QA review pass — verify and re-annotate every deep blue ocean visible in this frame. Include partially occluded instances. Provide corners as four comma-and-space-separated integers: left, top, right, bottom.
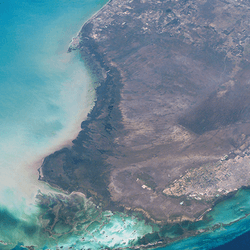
212, 230, 250, 250
1, 0, 250, 249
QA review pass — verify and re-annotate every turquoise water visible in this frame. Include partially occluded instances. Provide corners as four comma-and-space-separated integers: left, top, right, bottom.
156, 189, 250, 250
0, 0, 107, 204
1, 0, 250, 249
0, 0, 112, 248
0, 0, 156, 248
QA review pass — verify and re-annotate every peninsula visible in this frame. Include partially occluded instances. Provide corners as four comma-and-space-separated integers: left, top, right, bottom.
39, 0, 250, 247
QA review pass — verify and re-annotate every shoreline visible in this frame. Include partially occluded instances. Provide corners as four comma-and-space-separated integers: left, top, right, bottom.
79, 0, 112, 31
38, 0, 250, 249
39, 15, 124, 207
68, 0, 111, 51
74, 3, 250, 249
35, 1, 114, 195
35, 0, 113, 177
38, 11, 224, 250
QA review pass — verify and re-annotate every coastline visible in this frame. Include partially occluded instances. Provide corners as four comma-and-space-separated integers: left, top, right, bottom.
37, 9, 228, 250
68, 0, 111, 52
79, 0, 112, 31
36, 0, 113, 197
40, 20, 124, 206
38, 0, 250, 249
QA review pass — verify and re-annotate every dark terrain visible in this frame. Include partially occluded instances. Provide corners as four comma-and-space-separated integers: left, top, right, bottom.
40, 0, 250, 223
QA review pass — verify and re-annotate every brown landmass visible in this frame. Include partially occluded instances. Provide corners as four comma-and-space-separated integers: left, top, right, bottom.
40, 0, 250, 224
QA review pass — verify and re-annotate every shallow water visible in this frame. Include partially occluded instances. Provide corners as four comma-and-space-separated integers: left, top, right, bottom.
0, 0, 156, 249
0, 0, 109, 247
1, 0, 250, 249
0, 0, 107, 199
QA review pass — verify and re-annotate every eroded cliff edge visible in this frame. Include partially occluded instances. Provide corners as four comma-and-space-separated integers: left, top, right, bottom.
40, 0, 250, 225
